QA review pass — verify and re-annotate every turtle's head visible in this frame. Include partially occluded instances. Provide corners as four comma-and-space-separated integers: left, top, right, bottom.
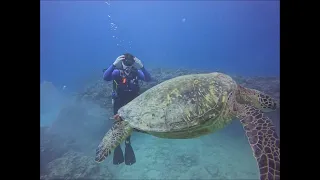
236, 85, 279, 112
118, 107, 129, 121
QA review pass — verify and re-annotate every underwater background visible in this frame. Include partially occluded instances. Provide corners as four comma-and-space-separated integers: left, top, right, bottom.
40, 1, 280, 179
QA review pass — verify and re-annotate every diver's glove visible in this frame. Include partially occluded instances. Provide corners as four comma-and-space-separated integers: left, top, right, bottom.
133, 57, 143, 69
113, 55, 125, 68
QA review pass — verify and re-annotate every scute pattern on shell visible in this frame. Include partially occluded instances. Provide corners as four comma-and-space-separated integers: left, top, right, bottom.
118, 73, 237, 137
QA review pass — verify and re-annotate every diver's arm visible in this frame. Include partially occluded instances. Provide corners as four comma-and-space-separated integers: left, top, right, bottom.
111, 69, 120, 79
137, 67, 152, 82
103, 64, 116, 81
103, 55, 126, 81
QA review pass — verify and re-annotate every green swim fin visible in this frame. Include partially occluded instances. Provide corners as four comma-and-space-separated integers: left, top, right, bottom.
125, 137, 136, 165
113, 145, 124, 165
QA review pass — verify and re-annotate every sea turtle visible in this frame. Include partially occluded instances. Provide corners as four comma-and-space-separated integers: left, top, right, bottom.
95, 72, 280, 180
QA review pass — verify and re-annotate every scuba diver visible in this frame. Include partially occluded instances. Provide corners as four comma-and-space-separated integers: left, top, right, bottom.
102, 53, 152, 165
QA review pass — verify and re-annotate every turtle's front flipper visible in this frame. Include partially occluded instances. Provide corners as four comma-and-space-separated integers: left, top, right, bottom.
95, 121, 133, 163
238, 105, 280, 180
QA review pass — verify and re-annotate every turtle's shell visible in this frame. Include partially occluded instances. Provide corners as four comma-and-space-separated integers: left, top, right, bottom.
118, 72, 238, 138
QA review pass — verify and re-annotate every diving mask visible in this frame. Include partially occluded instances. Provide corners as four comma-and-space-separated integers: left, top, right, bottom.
122, 62, 133, 75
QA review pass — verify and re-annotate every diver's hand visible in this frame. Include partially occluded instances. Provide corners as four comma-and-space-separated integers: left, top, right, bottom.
133, 57, 143, 69
113, 55, 125, 68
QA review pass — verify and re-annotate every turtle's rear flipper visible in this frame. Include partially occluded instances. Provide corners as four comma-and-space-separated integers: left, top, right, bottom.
238, 105, 280, 180
95, 121, 132, 163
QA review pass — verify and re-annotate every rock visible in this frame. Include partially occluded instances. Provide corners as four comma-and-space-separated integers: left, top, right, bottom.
46, 102, 115, 154
41, 151, 113, 180
40, 127, 79, 176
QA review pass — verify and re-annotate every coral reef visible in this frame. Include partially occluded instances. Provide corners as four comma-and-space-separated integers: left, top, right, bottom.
48, 103, 114, 153
41, 102, 114, 178
41, 151, 113, 180
40, 127, 80, 176
76, 79, 114, 109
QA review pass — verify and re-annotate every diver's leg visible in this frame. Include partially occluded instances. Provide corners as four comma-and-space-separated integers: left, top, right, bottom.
112, 97, 124, 165
125, 135, 136, 165
123, 93, 139, 165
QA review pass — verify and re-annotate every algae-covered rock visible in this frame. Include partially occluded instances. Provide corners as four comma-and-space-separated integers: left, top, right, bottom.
41, 151, 113, 180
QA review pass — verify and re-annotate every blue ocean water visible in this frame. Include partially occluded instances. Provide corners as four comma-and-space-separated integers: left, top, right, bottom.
40, 1, 280, 179
40, 0, 279, 90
